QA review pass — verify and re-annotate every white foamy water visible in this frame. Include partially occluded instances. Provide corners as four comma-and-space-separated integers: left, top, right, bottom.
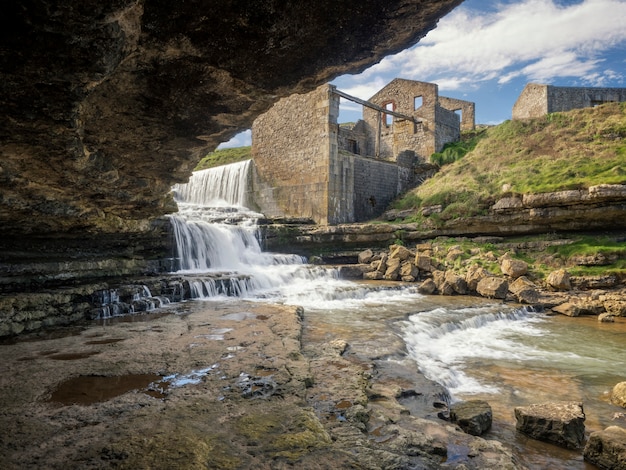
401, 305, 556, 397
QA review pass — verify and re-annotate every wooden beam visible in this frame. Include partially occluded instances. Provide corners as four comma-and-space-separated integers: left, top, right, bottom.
333, 89, 420, 123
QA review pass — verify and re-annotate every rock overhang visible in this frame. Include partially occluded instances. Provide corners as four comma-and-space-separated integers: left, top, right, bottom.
0, 0, 463, 236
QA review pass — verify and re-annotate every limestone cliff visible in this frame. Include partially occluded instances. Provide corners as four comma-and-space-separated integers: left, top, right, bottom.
0, 0, 462, 237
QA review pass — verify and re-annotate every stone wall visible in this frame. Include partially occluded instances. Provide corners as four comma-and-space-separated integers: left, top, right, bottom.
252, 85, 333, 223
439, 96, 475, 131
513, 83, 626, 120
434, 106, 461, 154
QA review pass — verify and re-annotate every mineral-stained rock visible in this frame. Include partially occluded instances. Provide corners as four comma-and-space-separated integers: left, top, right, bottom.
612, 382, 626, 408
476, 276, 509, 299
547, 269, 572, 291
584, 426, 626, 470
514, 402, 586, 449
508, 276, 539, 304
450, 400, 492, 436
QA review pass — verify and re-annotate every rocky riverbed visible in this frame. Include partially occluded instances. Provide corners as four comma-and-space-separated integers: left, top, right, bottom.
0, 299, 523, 469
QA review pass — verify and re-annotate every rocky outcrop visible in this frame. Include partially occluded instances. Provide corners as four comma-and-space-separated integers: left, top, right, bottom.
514, 402, 586, 449
584, 426, 626, 470
0, 0, 461, 238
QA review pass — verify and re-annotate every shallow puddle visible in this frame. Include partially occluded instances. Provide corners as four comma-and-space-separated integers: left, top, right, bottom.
48, 374, 165, 405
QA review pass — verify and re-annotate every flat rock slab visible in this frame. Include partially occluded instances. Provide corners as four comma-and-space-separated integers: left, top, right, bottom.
584, 425, 626, 470
515, 402, 586, 449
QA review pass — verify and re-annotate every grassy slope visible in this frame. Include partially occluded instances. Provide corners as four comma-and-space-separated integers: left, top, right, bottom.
194, 146, 252, 171
393, 102, 626, 220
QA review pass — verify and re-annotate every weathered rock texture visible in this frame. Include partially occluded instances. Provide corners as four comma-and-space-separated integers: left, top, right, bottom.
1, 0, 462, 237
515, 402, 586, 449
584, 426, 626, 470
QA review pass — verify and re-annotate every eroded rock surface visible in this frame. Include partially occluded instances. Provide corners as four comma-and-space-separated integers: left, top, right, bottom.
0, 300, 523, 469
0, 0, 461, 237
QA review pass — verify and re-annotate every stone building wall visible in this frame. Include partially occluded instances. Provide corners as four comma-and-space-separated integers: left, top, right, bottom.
434, 106, 461, 155
438, 96, 475, 131
251, 85, 333, 223
513, 83, 626, 120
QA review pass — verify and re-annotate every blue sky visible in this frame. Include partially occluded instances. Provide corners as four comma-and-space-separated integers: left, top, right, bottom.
220, 0, 626, 148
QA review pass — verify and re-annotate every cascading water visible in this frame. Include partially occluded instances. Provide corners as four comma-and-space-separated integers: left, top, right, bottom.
165, 160, 626, 468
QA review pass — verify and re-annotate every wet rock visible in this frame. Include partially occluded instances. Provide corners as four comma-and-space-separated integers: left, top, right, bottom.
611, 382, 626, 408
338, 265, 369, 279
418, 279, 437, 295
444, 270, 468, 295
598, 312, 615, 322
450, 400, 492, 436
547, 269, 572, 291
584, 426, 626, 470
514, 402, 586, 449
476, 276, 509, 300
363, 270, 384, 280
509, 276, 539, 304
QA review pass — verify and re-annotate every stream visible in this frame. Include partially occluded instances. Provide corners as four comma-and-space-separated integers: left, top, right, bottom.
165, 160, 626, 469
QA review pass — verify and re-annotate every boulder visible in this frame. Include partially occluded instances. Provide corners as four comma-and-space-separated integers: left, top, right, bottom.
418, 279, 437, 295
476, 277, 509, 300
604, 299, 626, 317
465, 264, 491, 292
514, 402, 585, 449
384, 257, 402, 281
389, 245, 413, 261
399, 261, 418, 282
415, 254, 436, 272
375, 254, 388, 274
584, 426, 626, 470
547, 269, 571, 291
363, 271, 384, 281
358, 249, 374, 264
446, 245, 465, 263
551, 302, 583, 317
508, 276, 539, 304
500, 258, 528, 279
611, 382, 626, 408
337, 265, 368, 280
450, 400, 492, 436
444, 271, 468, 295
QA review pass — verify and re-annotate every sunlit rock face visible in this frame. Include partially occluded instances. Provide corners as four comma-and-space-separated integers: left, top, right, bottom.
0, 0, 462, 236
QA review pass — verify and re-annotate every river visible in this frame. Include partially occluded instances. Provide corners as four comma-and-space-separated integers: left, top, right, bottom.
167, 160, 626, 469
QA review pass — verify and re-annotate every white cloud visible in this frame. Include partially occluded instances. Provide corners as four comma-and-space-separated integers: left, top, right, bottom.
217, 129, 251, 149
348, 0, 626, 88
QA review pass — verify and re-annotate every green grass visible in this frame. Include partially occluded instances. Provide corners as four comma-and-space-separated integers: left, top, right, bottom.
195, 146, 251, 171
391, 102, 626, 219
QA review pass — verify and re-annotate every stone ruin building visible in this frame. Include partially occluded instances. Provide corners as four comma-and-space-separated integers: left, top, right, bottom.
512, 83, 626, 120
250, 78, 475, 225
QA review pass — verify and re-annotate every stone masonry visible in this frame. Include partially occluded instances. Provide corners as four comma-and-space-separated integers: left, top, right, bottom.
512, 83, 626, 120
252, 79, 474, 225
